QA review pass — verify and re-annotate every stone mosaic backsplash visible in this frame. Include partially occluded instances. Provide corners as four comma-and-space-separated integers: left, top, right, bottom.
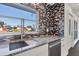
22, 3, 64, 36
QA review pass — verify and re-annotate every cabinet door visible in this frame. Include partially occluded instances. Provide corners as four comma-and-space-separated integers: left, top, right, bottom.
49, 43, 61, 56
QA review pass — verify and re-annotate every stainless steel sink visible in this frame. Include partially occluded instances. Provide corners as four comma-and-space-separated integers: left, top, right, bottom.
9, 41, 29, 51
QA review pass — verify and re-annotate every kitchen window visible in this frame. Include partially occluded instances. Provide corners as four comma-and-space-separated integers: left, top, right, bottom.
0, 4, 38, 35
74, 20, 78, 40
69, 19, 71, 35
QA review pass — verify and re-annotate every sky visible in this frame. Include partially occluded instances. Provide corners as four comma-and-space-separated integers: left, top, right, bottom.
0, 4, 37, 27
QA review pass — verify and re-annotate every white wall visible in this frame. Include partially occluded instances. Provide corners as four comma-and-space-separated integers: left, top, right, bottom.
61, 4, 71, 56
61, 4, 79, 56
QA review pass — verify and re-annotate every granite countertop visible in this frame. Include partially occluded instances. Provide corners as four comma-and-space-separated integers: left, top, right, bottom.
32, 36, 61, 44
10, 36, 62, 55
0, 36, 62, 56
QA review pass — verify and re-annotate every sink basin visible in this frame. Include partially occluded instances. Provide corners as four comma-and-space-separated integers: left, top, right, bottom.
9, 41, 29, 51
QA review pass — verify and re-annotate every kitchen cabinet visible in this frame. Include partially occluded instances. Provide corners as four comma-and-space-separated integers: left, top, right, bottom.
48, 40, 61, 56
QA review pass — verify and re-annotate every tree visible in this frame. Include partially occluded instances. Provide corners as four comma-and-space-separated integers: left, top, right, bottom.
0, 21, 4, 27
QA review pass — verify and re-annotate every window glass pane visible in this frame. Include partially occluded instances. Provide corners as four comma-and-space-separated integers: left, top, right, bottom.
24, 20, 37, 32
74, 21, 78, 40
0, 4, 37, 21
69, 19, 71, 35
0, 17, 21, 33
0, 4, 37, 33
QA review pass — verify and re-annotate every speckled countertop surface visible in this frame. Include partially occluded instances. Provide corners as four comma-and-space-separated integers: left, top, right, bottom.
0, 36, 62, 56
32, 36, 61, 44
10, 36, 62, 56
